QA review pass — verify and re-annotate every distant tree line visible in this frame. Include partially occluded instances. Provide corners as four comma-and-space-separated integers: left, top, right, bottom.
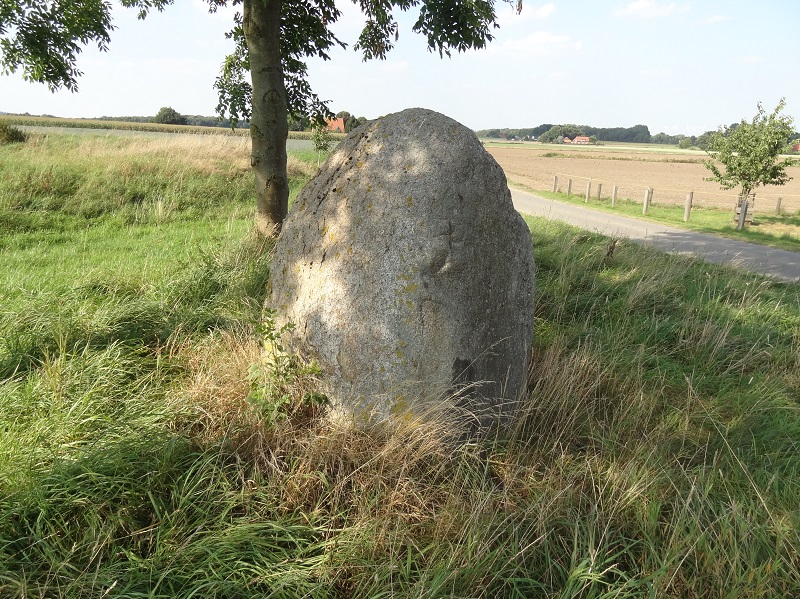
477, 122, 799, 152
98, 109, 246, 129
94, 107, 369, 133
478, 124, 553, 140
478, 124, 654, 144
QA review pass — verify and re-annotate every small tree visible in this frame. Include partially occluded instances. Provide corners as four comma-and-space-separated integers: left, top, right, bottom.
703, 98, 796, 205
312, 121, 333, 167
153, 106, 188, 125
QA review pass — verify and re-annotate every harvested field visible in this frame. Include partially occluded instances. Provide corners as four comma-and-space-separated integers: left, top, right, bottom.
487, 143, 800, 213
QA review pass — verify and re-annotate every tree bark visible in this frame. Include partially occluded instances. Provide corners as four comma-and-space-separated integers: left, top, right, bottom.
243, 0, 288, 236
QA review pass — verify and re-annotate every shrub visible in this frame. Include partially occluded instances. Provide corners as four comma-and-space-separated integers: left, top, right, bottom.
0, 121, 27, 144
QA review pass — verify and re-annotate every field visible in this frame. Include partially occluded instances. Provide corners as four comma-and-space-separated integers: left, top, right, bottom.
1, 130, 800, 597
487, 142, 800, 213
0, 114, 342, 141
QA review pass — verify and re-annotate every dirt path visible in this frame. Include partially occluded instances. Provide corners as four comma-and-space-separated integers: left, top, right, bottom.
511, 188, 800, 283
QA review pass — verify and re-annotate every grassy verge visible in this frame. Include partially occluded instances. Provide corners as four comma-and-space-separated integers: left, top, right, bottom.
1, 133, 799, 597
511, 182, 800, 253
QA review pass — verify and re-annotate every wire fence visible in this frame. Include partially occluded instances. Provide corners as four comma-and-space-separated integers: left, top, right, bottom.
548, 172, 799, 215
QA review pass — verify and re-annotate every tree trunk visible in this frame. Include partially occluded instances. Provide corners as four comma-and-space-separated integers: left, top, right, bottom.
243, 0, 288, 236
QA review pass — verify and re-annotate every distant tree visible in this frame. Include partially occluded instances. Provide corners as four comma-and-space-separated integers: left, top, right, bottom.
345, 116, 367, 132
678, 137, 692, 149
652, 131, 681, 145
153, 106, 188, 125
695, 131, 714, 151
704, 98, 796, 202
651, 132, 669, 144
288, 113, 310, 131
630, 124, 651, 143
539, 124, 584, 143
531, 123, 553, 137
588, 135, 598, 145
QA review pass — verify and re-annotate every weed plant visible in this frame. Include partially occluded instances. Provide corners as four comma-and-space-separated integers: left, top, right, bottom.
1, 133, 799, 597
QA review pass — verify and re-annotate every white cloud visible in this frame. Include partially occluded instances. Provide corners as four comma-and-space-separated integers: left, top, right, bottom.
614, 0, 684, 18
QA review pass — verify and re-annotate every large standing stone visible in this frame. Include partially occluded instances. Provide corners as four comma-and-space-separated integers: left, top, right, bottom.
270, 108, 535, 432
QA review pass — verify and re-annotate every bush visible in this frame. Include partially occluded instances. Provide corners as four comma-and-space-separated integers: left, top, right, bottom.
0, 121, 27, 144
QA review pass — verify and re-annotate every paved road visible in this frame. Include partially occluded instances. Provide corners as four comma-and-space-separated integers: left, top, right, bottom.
510, 188, 800, 283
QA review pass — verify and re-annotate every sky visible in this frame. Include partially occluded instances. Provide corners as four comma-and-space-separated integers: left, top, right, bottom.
1, 0, 798, 136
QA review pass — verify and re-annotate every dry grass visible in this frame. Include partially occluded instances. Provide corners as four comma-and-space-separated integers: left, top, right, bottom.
20, 133, 316, 180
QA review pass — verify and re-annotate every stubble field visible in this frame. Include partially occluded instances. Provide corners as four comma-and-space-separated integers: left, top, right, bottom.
487, 143, 800, 213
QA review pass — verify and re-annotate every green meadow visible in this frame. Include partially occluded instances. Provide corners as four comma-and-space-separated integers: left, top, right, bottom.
1, 130, 799, 597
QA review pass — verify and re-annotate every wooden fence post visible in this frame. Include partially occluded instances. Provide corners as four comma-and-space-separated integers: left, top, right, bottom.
597, 183, 602, 200
585, 180, 591, 203
684, 191, 693, 222
642, 188, 650, 214
553, 175, 558, 193
612, 185, 618, 207
776, 197, 782, 215
567, 179, 572, 197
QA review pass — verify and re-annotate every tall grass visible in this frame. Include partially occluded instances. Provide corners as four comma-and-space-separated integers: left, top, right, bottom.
1, 132, 798, 597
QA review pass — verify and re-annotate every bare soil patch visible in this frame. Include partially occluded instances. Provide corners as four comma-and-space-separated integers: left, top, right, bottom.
488, 144, 800, 213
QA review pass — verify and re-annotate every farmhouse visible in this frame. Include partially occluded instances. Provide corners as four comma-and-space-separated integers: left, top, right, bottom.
573, 136, 590, 144
325, 117, 346, 133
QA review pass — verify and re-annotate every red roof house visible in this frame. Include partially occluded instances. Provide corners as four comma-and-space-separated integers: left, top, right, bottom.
573, 136, 590, 144
325, 118, 346, 133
